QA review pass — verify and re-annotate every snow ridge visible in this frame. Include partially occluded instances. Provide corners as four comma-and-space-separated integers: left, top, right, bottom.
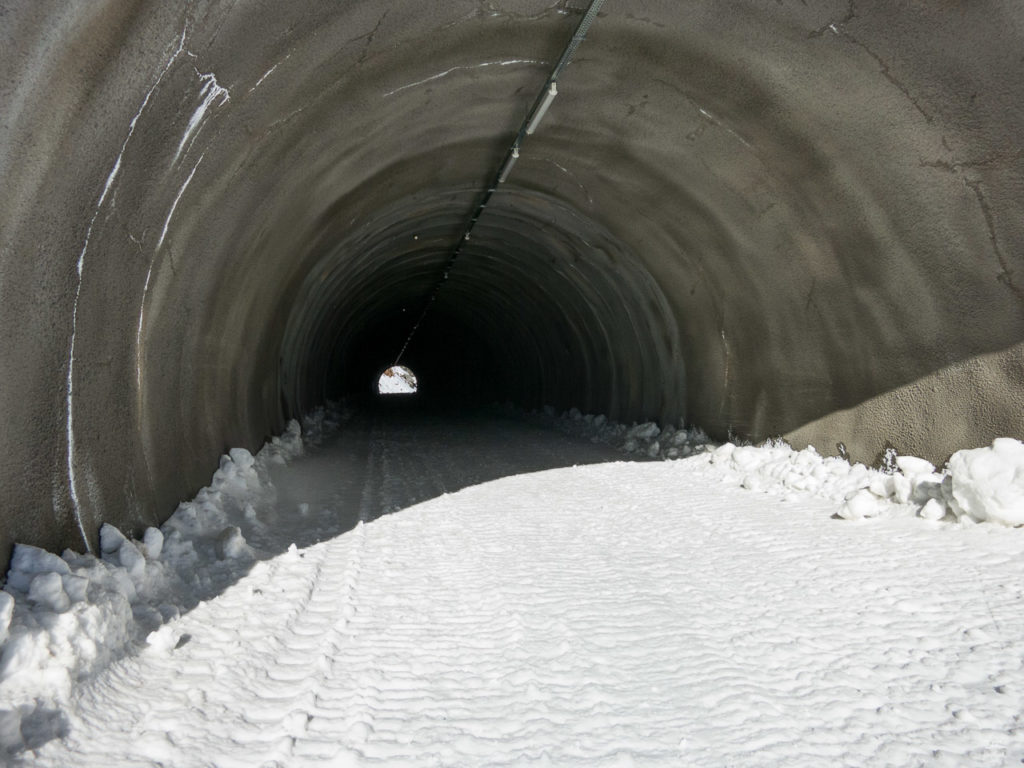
0, 420, 305, 755
531, 404, 1024, 527
536, 404, 712, 459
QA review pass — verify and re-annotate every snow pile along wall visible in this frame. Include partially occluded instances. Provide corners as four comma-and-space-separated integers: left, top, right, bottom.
526, 405, 713, 460
708, 438, 1024, 526
0, 421, 304, 754
540, 405, 1024, 527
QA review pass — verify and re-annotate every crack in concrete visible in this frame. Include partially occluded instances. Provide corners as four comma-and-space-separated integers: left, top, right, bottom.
847, 37, 932, 123
917, 145, 1023, 305
652, 78, 759, 156
809, 1, 932, 124
624, 13, 666, 29
805, 277, 818, 313
808, 0, 856, 39
478, 1, 569, 23
964, 178, 1024, 303
543, 158, 593, 206
350, 10, 389, 66
919, 149, 1023, 174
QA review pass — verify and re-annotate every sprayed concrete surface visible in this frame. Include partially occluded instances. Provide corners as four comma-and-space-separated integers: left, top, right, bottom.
0, 1, 1023, 563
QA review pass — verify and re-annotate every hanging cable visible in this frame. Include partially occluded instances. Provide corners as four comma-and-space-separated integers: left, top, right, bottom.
392, 0, 607, 366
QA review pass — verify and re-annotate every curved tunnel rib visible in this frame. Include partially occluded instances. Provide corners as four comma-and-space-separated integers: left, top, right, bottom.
1, 1, 1022, 564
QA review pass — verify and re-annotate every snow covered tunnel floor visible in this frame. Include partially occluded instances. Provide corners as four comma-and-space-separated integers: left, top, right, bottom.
6, 407, 1024, 766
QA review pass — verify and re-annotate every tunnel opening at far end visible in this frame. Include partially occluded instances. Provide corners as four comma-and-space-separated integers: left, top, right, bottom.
378, 365, 419, 396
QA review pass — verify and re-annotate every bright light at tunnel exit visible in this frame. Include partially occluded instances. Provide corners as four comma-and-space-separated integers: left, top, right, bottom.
378, 365, 418, 395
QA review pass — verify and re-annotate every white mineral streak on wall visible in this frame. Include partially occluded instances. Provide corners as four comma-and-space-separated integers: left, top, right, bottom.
172, 69, 230, 164
383, 59, 545, 97
247, 53, 293, 95
251, 63, 279, 91
137, 155, 203, 393
65, 21, 190, 554
156, 155, 203, 251
697, 106, 753, 150
248, 63, 279, 94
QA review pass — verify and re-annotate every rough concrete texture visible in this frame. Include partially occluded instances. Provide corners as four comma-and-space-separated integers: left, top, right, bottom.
1, 0, 1022, 564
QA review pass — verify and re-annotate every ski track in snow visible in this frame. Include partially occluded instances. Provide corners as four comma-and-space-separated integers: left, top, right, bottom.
27, 413, 1024, 767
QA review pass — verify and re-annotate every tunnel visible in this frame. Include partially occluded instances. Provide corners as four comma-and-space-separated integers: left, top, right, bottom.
1, 0, 1022, 566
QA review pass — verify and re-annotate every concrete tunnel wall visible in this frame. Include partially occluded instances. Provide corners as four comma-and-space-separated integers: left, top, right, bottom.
1, 0, 1023, 567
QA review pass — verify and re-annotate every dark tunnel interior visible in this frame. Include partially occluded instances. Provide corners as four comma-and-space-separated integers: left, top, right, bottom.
1, 0, 1023, 564
283, 186, 682, 419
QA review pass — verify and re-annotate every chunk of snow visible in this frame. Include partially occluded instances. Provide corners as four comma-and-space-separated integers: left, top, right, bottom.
0, 708, 21, 753
228, 447, 256, 470
0, 592, 13, 644
947, 438, 1024, 526
143, 527, 163, 559
895, 456, 936, 476
99, 524, 128, 556
145, 625, 179, 654
27, 573, 70, 613
61, 575, 89, 604
215, 527, 250, 560
6, 546, 70, 592
918, 498, 947, 521
118, 541, 146, 580
892, 473, 913, 503
626, 422, 660, 440
868, 475, 895, 498
838, 489, 885, 520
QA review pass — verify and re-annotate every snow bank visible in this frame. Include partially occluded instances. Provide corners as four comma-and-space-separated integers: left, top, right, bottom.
0, 418, 310, 755
707, 437, 1024, 527
524, 404, 713, 460
524, 404, 1024, 528
301, 401, 351, 446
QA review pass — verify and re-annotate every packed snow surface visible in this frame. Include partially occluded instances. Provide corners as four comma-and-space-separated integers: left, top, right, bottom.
3, 406, 1024, 766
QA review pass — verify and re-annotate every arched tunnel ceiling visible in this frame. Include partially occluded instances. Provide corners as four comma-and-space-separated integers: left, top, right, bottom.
1, 0, 1022, 562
